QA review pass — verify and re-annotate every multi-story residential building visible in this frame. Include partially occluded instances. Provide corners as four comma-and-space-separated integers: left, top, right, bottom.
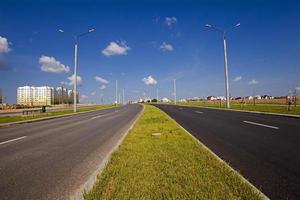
54, 86, 69, 104
67, 89, 79, 104
17, 86, 54, 106
0, 88, 2, 104
17, 86, 79, 106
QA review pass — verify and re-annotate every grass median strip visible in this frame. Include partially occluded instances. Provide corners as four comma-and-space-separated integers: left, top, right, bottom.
176, 101, 300, 116
0, 104, 116, 124
84, 105, 264, 200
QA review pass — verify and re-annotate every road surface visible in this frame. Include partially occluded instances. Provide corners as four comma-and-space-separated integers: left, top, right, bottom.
155, 104, 300, 200
0, 104, 142, 200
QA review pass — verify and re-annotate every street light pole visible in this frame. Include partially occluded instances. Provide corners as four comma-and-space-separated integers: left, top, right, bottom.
122, 89, 125, 104
115, 80, 118, 104
223, 34, 230, 108
174, 79, 177, 105
205, 23, 240, 108
59, 28, 95, 112
73, 40, 78, 112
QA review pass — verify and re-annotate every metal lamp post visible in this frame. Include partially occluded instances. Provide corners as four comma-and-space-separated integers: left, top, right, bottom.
59, 28, 95, 112
173, 79, 177, 105
205, 23, 240, 108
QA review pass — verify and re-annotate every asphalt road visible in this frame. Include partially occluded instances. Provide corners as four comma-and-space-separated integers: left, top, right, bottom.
0, 104, 142, 200
155, 104, 300, 200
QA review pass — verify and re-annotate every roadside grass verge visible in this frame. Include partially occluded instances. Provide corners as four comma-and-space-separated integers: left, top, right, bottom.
84, 105, 264, 200
0, 104, 117, 124
176, 101, 300, 115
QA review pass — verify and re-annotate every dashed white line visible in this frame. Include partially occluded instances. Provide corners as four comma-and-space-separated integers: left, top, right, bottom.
0, 136, 27, 145
195, 111, 203, 114
243, 121, 279, 130
91, 115, 103, 120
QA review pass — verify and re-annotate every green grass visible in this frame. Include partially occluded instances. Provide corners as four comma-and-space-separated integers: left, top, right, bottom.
0, 104, 117, 124
175, 101, 300, 115
84, 105, 264, 200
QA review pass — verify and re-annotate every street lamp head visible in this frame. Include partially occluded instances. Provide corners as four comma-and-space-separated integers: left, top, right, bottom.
205, 24, 212, 28
235, 23, 241, 27
88, 28, 95, 33
58, 29, 64, 33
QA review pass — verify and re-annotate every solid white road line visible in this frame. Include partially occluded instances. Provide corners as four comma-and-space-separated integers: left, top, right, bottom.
91, 115, 103, 120
195, 111, 203, 114
243, 120, 279, 130
0, 136, 27, 145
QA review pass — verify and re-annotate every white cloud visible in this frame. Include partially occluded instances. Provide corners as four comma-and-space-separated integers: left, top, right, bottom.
165, 17, 177, 27
248, 79, 258, 85
91, 91, 96, 96
80, 95, 89, 102
160, 42, 174, 51
102, 41, 130, 56
233, 76, 242, 82
39, 56, 70, 73
0, 36, 11, 53
100, 85, 106, 90
62, 74, 83, 86
81, 94, 88, 99
296, 86, 300, 91
95, 76, 109, 84
142, 75, 157, 85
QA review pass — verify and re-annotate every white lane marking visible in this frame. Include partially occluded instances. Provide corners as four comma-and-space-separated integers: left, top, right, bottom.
0, 136, 27, 145
195, 111, 203, 114
243, 121, 279, 130
91, 115, 103, 120
179, 107, 183, 110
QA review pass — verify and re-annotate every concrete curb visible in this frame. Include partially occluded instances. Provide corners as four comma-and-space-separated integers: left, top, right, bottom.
0, 106, 118, 128
176, 104, 300, 118
75, 104, 145, 200
158, 107, 270, 200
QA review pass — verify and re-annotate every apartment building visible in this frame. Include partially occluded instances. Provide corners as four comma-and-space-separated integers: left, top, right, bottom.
54, 86, 69, 104
17, 86, 79, 106
17, 86, 54, 106
67, 89, 79, 104
0, 88, 2, 104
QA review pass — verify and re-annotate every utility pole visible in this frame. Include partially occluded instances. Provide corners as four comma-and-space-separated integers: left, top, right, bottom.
156, 88, 159, 101
205, 23, 240, 108
174, 79, 177, 105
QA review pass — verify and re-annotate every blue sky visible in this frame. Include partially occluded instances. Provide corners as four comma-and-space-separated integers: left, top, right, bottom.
0, 0, 299, 103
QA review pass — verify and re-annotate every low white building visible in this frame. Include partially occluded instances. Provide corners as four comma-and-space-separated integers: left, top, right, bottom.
261, 95, 274, 99
161, 97, 170, 103
254, 95, 262, 99
188, 97, 203, 101
216, 96, 226, 101
207, 96, 217, 100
